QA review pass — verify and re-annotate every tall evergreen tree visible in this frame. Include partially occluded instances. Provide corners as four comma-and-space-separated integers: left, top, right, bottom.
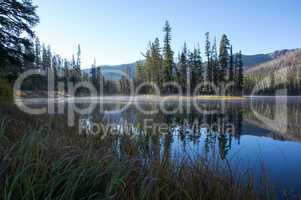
135, 61, 144, 83
228, 45, 234, 95
46, 45, 52, 70
178, 42, 188, 93
70, 54, 76, 85
63, 59, 69, 92
52, 55, 58, 91
96, 67, 103, 94
162, 21, 174, 94
205, 32, 212, 92
218, 34, 230, 93
34, 37, 41, 68
189, 45, 203, 94
143, 43, 153, 85
135, 61, 145, 93
142, 38, 163, 93
41, 44, 52, 71
91, 58, 97, 88
56, 55, 62, 77
236, 51, 244, 96
152, 38, 163, 90
195, 45, 203, 90
0, 0, 39, 71
211, 38, 219, 88
42, 44, 47, 71
76, 44, 81, 81
120, 65, 131, 95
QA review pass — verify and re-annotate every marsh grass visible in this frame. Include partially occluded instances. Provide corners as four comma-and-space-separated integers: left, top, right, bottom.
0, 117, 275, 200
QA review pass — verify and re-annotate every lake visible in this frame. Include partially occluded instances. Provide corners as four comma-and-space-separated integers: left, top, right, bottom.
1, 96, 301, 196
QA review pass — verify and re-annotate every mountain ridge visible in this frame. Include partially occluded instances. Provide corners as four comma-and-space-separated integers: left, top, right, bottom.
242, 48, 297, 69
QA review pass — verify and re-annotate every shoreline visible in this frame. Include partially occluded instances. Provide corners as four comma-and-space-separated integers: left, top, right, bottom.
13, 95, 246, 103
12, 94, 301, 104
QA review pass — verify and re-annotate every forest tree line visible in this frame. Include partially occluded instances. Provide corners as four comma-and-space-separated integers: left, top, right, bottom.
133, 21, 244, 96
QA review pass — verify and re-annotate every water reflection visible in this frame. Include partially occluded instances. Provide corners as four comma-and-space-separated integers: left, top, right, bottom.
2, 97, 301, 193
75, 101, 243, 161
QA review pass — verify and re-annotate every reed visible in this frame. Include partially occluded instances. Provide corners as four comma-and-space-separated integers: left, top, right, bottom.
0, 118, 272, 200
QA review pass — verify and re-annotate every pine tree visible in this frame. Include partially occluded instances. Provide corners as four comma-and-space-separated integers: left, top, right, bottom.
228, 45, 234, 95
151, 38, 163, 90
91, 58, 97, 88
52, 55, 58, 91
143, 43, 153, 85
42, 44, 47, 71
162, 21, 174, 94
135, 61, 145, 94
189, 45, 203, 95
46, 45, 52, 70
64, 59, 69, 78
218, 34, 230, 94
211, 38, 218, 88
234, 51, 243, 96
0, 0, 39, 71
205, 32, 212, 90
135, 61, 144, 83
195, 45, 203, 92
76, 44, 81, 81
34, 37, 41, 68
63, 59, 69, 92
96, 67, 103, 94
41, 45, 52, 71
142, 38, 163, 93
178, 42, 188, 93
188, 51, 194, 94
70, 54, 76, 85
237, 51, 244, 96
120, 65, 131, 95
56, 55, 62, 78
189, 51, 197, 94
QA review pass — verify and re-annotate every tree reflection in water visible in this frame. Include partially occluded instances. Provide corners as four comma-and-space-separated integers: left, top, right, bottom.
75, 101, 245, 162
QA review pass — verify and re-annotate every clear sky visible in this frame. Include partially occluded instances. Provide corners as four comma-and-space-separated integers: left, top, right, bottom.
34, 0, 301, 68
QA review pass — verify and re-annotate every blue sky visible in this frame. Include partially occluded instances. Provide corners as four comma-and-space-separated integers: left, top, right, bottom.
34, 0, 301, 68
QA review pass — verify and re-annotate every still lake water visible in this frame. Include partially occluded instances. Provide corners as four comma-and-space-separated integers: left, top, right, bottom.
1, 96, 301, 195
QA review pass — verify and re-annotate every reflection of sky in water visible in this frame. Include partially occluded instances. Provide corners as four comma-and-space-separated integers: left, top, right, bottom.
167, 122, 301, 193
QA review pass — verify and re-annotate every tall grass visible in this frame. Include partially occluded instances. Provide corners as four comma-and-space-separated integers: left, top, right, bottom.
0, 78, 13, 102
0, 117, 271, 200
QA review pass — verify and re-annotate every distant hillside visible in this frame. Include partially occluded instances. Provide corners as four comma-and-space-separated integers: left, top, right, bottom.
245, 49, 301, 74
242, 49, 297, 69
244, 49, 301, 95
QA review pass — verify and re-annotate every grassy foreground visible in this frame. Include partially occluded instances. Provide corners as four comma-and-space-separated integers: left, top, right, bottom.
0, 117, 272, 200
